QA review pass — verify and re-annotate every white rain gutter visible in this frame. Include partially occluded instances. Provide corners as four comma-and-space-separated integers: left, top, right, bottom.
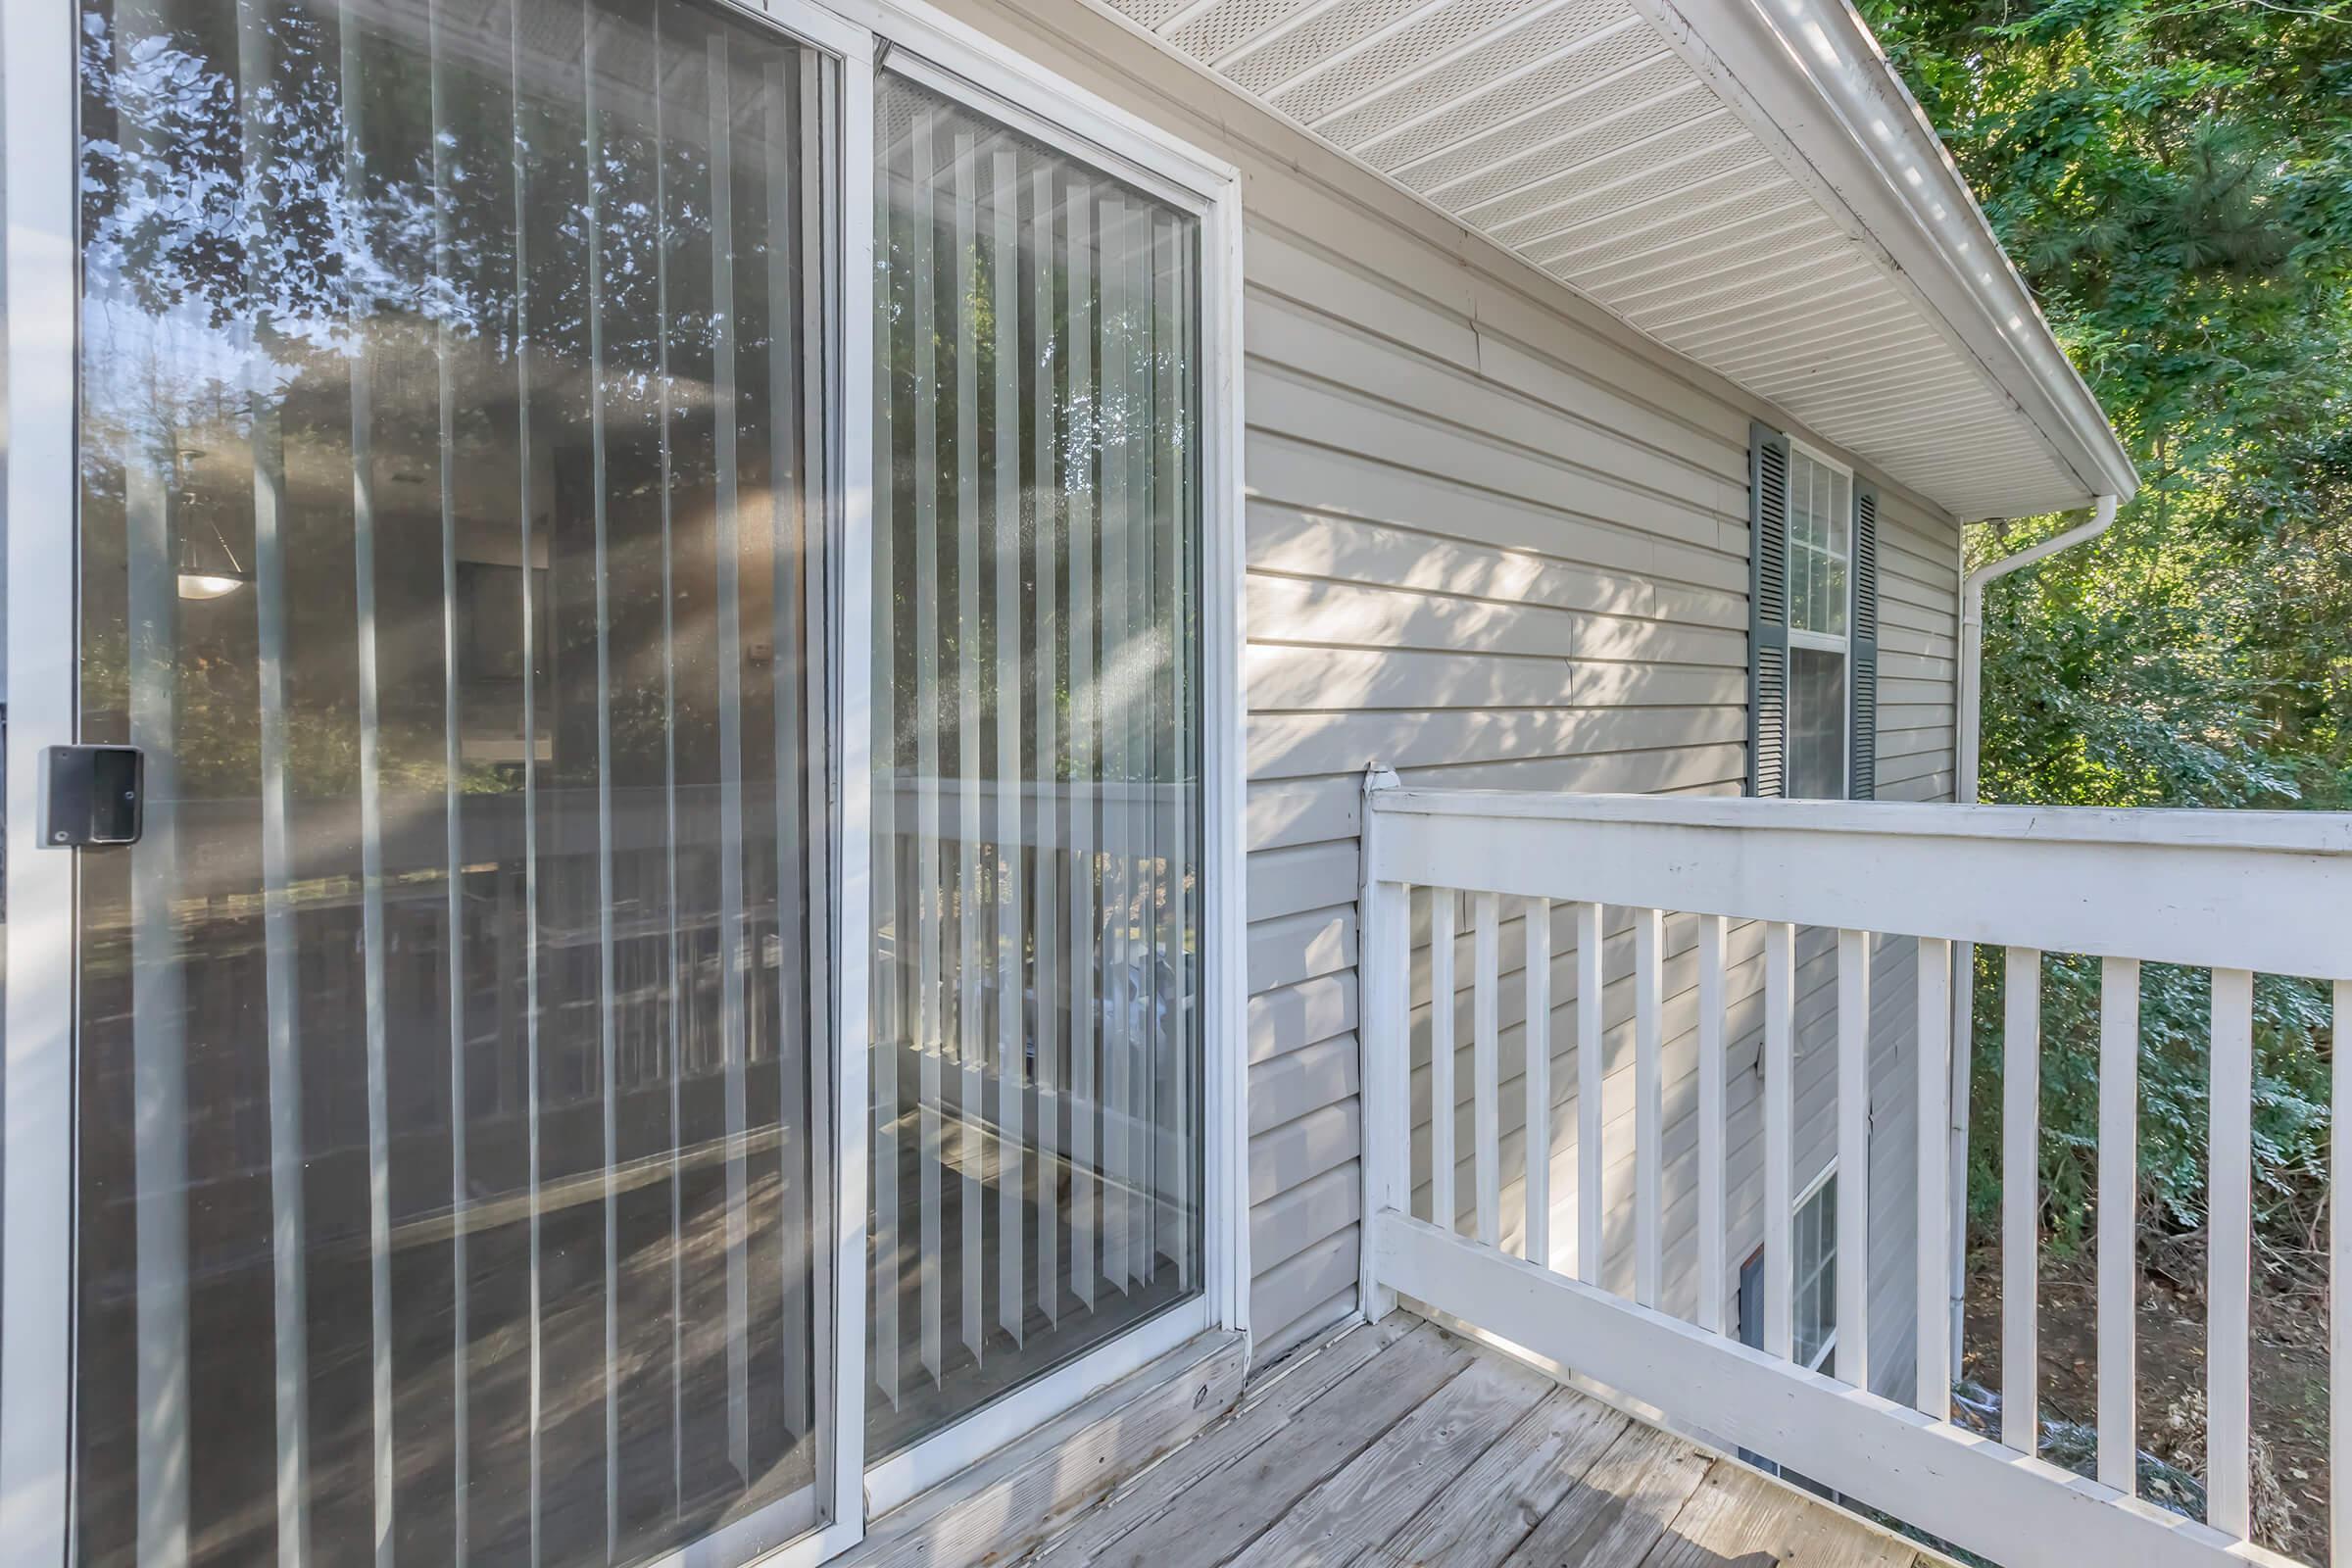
1945, 492, 2121, 1368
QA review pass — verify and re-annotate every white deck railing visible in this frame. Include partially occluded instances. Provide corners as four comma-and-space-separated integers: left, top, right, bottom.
1355, 775, 2352, 1568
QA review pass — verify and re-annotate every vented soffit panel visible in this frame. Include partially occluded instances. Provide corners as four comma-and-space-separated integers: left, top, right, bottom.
1093, 0, 2139, 522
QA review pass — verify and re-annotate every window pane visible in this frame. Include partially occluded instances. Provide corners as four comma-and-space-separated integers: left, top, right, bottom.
1826, 469, 1850, 636
1789, 646, 1847, 799
1786, 449, 1850, 636
1788, 459, 1813, 631
1796, 481, 1812, 630
74, 0, 838, 1562
869, 74, 1205, 1455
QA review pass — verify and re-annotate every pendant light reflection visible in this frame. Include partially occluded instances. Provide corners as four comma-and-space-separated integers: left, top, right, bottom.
178, 570, 251, 600
175, 449, 253, 600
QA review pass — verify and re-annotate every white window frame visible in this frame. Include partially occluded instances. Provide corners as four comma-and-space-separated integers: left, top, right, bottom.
0, 0, 1249, 1559
1784, 437, 1855, 802
1790, 1160, 1838, 1375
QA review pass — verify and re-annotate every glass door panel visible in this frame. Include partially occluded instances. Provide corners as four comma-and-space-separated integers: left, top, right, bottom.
71, 0, 838, 1561
868, 71, 1204, 1456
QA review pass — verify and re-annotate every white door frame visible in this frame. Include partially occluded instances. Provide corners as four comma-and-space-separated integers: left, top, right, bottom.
0, 0, 1246, 1556
1, 5, 82, 1567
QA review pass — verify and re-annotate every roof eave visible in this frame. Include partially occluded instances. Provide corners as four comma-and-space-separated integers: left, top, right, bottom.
1630, 0, 2139, 514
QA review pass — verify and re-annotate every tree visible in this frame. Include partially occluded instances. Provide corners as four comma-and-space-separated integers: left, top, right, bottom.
1860, 1, 2351, 1543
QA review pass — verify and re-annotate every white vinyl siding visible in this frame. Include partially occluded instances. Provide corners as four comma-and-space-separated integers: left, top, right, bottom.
920, 0, 1964, 1370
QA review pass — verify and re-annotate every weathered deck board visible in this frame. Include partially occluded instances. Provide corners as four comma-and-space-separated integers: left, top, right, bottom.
1639, 1457, 1922, 1568
1496, 1419, 1713, 1568
1377, 1390, 1629, 1568
1078, 1322, 1478, 1568
1222, 1351, 1554, 1566
1004, 1321, 1955, 1568
1026, 1315, 1420, 1567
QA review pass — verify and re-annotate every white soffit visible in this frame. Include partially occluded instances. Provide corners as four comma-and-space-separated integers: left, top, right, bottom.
1097, 0, 2138, 520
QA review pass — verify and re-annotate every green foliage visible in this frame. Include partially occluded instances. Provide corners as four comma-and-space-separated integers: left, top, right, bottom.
1963, 954, 2333, 1260
1858, 0, 2352, 1254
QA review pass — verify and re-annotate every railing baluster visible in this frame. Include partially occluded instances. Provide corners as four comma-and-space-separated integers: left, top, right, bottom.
2333, 978, 2350, 1565
1359, 864, 1410, 1323
2002, 946, 2041, 1451
1577, 902, 1604, 1287
1525, 899, 1552, 1268
1836, 929, 1870, 1388
1635, 907, 1663, 1309
1696, 914, 1728, 1336
1474, 894, 1501, 1249
2209, 966, 2255, 1540
1917, 937, 1953, 1417
1764, 921, 1794, 1360
1430, 891, 1456, 1235
2097, 956, 2140, 1494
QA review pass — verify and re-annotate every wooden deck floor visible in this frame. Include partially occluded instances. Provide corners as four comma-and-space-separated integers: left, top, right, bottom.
1020, 1318, 1954, 1568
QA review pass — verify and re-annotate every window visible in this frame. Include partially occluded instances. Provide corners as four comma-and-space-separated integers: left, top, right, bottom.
1734, 1166, 1836, 1373
1787, 446, 1851, 801
1747, 425, 1879, 800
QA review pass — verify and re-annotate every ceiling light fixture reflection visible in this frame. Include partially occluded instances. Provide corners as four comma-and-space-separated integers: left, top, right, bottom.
175, 469, 253, 599
177, 570, 251, 601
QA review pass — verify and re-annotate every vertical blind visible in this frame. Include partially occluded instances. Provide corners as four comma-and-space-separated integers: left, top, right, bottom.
73, 0, 835, 1562
869, 74, 1205, 1454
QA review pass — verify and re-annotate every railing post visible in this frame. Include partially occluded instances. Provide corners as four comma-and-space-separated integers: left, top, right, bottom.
1359, 764, 1406, 1322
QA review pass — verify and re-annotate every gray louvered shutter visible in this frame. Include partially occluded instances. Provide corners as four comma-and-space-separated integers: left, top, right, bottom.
1747, 423, 1791, 798
1849, 481, 1880, 800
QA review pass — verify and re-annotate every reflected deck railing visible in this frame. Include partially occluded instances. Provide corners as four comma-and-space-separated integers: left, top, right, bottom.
1354, 775, 2352, 1568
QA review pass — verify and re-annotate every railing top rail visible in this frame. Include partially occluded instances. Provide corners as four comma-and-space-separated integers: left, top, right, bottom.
1364, 787, 2352, 977
1367, 787, 2352, 858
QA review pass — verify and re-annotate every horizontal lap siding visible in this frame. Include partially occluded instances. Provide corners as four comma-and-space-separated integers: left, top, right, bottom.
931, 0, 1966, 1361
1244, 265, 1755, 1352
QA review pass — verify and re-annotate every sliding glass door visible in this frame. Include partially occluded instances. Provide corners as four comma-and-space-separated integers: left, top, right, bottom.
70, 0, 839, 1561
28, 1, 1225, 1559
867, 71, 1206, 1456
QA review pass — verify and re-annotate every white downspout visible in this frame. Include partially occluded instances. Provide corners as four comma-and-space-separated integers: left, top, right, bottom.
1957, 494, 2119, 802
1945, 493, 2119, 1373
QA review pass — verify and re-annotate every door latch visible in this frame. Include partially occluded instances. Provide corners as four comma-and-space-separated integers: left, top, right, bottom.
41, 745, 145, 847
